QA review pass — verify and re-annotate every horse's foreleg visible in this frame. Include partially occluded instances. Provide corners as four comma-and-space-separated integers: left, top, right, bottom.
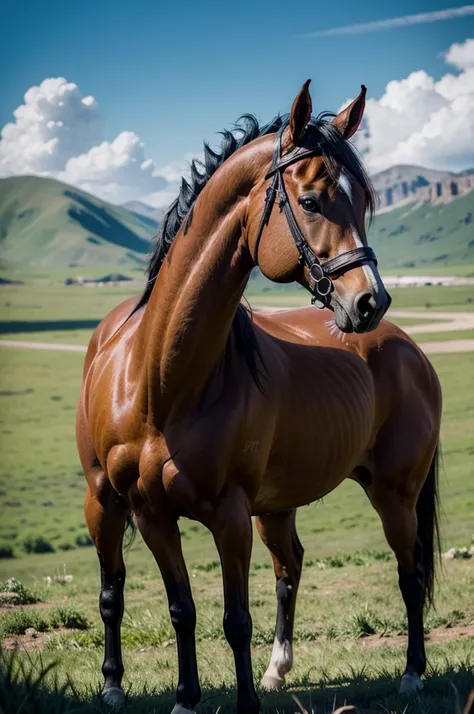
212, 488, 259, 714
256, 509, 303, 690
135, 501, 201, 714
85, 479, 129, 709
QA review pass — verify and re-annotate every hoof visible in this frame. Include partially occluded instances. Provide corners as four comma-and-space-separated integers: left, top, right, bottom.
399, 673, 424, 694
260, 673, 285, 691
171, 706, 196, 714
101, 686, 126, 709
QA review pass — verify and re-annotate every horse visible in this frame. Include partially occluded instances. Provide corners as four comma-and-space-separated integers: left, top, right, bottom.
76, 81, 441, 713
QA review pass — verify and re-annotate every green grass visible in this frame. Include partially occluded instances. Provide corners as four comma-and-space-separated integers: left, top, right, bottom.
0, 282, 140, 347
1, 279, 474, 712
250, 283, 474, 311
0, 348, 89, 555
0, 605, 89, 638
0, 579, 39, 606
0, 282, 139, 323
382, 263, 474, 277
0, 345, 473, 712
0, 557, 473, 713
412, 329, 474, 343
1, 282, 473, 351
2, 648, 472, 714
1, 277, 474, 559
1, 347, 474, 560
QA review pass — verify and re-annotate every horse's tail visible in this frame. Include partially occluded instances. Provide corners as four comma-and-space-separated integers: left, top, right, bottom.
124, 512, 137, 552
416, 444, 441, 608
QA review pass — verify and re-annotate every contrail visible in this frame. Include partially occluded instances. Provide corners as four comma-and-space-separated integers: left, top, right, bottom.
297, 5, 474, 38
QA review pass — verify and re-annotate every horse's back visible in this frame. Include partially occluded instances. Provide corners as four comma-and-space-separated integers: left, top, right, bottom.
253, 304, 439, 401
253, 305, 403, 351
253, 304, 441, 456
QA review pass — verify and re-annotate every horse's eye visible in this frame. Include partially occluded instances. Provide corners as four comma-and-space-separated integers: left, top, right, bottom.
299, 195, 320, 213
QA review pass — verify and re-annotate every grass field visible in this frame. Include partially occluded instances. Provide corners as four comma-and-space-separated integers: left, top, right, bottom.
248, 284, 474, 311
1, 276, 474, 713
1, 347, 473, 559
1, 281, 473, 348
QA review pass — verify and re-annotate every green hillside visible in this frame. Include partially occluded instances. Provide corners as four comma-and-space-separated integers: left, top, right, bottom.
368, 191, 474, 268
0, 176, 158, 268
1, 175, 473, 271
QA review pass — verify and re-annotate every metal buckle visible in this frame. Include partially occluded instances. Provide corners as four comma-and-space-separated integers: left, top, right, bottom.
309, 264, 333, 297
311, 295, 327, 309
309, 263, 324, 281
315, 275, 332, 297
308, 262, 333, 309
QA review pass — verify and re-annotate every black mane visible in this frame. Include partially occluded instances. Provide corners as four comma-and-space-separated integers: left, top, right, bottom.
135, 114, 284, 311
137, 111, 375, 309
132, 111, 376, 390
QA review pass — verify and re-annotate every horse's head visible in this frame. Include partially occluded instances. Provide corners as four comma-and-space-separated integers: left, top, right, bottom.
247, 81, 391, 334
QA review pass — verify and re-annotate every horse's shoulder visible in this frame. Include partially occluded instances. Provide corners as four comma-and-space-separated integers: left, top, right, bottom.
82, 295, 142, 374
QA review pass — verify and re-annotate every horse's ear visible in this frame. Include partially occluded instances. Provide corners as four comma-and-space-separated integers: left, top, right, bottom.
332, 85, 366, 139
289, 79, 312, 144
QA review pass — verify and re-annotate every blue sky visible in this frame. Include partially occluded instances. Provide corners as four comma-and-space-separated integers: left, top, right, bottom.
1, 1, 473, 205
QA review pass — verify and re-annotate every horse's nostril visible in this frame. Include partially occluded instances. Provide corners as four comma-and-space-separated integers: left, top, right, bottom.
356, 292, 376, 317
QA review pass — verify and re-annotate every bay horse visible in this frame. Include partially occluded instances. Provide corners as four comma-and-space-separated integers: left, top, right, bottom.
76, 81, 441, 713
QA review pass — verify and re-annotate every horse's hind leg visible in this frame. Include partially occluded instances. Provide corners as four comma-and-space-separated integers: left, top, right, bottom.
366, 446, 439, 694
84, 475, 130, 708
256, 509, 303, 690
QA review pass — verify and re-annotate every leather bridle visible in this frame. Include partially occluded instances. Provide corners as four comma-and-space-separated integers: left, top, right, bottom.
252, 122, 378, 308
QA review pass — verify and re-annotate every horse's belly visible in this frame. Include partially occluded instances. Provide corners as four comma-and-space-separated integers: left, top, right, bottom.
252, 357, 375, 513
252, 458, 352, 514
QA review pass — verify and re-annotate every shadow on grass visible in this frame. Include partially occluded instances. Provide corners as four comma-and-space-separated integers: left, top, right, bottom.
1, 648, 473, 714
0, 320, 100, 335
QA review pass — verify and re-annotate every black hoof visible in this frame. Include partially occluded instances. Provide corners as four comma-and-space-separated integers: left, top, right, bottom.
101, 686, 126, 709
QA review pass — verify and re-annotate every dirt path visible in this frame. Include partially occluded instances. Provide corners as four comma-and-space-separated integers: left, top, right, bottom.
3, 622, 473, 653
360, 623, 474, 650
0, 339, 87, 353
418, 339, 474, 354
390, 310, 474, 335
1, 310, 474, 355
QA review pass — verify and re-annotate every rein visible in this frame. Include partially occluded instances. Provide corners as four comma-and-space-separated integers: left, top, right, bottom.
253, 122, 377, 308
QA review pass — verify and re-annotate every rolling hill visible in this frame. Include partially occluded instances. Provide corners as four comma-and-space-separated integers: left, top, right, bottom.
367, 189, 474, 268
0, 174, 473, 272
122, 200, 164, 224
0, 176, 158, 268
372, 164, 453, 192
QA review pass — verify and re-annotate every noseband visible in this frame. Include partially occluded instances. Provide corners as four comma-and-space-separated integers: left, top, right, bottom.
252, 122, 377, 308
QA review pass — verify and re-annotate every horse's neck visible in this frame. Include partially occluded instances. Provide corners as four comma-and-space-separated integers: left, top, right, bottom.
139, 155, 257, 420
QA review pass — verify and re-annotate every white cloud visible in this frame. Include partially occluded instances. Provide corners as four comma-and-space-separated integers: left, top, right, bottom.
143, 153, 205, 209
351, 37, 474, 173
154, 162, 188, 183
298, 5, 474, 38
59, 131, 166, 204
444, 37, 474, 69
142, 186, 182, 210
0, 77, 167, 204
0, 78, 101, 175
